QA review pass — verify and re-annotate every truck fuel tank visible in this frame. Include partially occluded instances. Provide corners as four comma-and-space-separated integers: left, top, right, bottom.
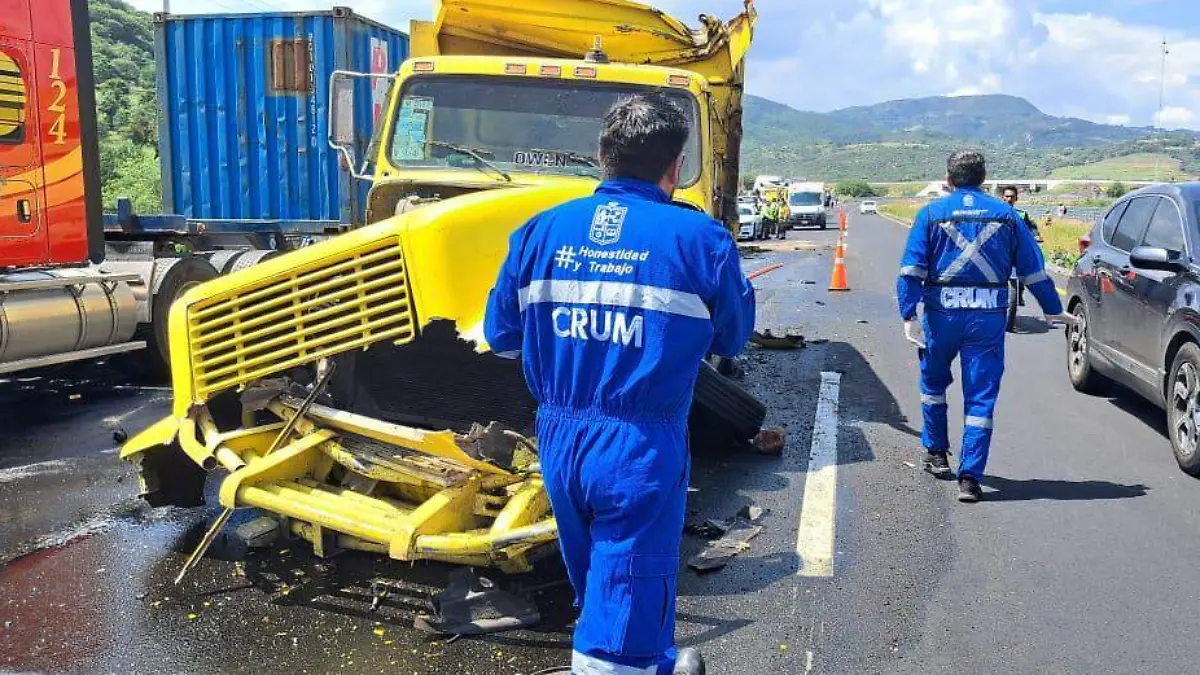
0, 269, 141, 372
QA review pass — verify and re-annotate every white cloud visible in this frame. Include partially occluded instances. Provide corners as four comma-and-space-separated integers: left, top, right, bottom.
1155, 106, 1195, 129
1031, 11, 1200, 127
123, 0, 1200, 129
128, 0, 432, 24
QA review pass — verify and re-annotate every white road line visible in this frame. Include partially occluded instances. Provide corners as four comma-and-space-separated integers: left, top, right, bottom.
0, 448, 118, 484
796, 371, 842, 577
0, 458, 74, 484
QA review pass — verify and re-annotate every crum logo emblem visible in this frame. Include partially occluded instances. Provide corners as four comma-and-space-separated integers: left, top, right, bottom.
589, 202, 627, 246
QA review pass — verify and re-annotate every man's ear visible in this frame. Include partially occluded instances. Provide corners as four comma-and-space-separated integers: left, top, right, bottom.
669, 154, 684, 185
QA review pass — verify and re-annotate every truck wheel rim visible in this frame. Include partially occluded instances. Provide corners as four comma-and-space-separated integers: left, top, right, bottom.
1172, 362, 1200, 458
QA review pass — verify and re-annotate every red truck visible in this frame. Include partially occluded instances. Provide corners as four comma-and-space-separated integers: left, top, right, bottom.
0, 0, 275, 377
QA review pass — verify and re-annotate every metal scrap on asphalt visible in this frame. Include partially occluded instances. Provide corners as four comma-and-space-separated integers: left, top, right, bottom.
686, 505, 770, 573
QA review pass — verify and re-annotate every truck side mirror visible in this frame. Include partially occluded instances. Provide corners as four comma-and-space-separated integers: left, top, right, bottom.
330, 72, 356, 148
328, 70, 394, 180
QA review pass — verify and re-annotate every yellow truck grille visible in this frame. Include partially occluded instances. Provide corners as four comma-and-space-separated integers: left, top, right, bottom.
187, 239, 417, 399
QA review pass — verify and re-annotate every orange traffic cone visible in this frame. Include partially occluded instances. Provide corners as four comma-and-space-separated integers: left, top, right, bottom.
829, 236, 850, 291
839, 208, 848, 231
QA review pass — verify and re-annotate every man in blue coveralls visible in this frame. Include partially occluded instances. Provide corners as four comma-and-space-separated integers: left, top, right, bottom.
485, 95, 755, 674
897, 151, 1074, 502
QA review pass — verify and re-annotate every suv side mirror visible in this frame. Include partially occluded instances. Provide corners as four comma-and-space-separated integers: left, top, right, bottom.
1130, 246, 1187, 273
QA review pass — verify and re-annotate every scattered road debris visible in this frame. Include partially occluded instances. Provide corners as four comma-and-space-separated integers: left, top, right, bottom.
751, 330, 806, 350
754, 428, 786, 456
231, 516, 282, 555
747, 262, 785, 281
684, 518, 732, 539
686, 503, 769, 572
688, 517, 764, 573
738, 505, 767, 524
414, 569, 540, 636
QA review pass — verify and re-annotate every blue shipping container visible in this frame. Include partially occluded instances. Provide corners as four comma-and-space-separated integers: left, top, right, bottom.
155, 7, 408, 227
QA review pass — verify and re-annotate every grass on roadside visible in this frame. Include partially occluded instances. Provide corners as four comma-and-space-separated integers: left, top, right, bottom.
878, 200, 921, 223
1038, 216, 1093, 269
877, 200, 1093, 269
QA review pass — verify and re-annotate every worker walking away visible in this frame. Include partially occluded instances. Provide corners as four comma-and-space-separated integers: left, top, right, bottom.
485, 95, 755, 674
897, 151, 1074, 502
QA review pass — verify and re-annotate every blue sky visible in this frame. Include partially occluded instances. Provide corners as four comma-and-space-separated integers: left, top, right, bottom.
130, 0, 1199, 129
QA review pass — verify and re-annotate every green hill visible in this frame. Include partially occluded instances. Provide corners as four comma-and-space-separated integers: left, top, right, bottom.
742, 94, 1200, 182
89, 0, 161, 212
1049, 153, 1195, 182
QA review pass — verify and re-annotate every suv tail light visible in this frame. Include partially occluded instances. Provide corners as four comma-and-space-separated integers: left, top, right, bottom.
1078, 234, 1091, 256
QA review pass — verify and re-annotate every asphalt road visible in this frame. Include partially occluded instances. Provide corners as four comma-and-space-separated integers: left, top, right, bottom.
2, 212, 1199, 674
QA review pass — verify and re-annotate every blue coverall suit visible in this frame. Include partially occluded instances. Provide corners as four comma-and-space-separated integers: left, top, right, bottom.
485, 178, 756, 674
897, 186, 1063, 479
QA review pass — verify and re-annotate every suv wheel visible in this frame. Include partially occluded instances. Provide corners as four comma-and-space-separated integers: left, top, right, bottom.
1167, 342, 1200, 476
1066, 301, 1103, 393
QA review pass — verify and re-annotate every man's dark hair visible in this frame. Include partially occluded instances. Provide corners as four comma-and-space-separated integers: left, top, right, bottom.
947, 151, 987, 188
599, 94, 689, 183
1000, 184, 1019, 197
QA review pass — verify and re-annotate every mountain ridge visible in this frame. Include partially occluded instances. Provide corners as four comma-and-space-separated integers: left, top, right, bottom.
741, 94, 1200, 182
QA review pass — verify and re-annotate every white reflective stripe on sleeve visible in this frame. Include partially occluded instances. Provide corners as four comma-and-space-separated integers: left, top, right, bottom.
494, 350, 521, 360
900, 265, 927, 279
1021, 270, 1050, 285
518, 280, 711, 319
921, 394, 947, 405
965, 415, 993, 429
571, 651, 656, 675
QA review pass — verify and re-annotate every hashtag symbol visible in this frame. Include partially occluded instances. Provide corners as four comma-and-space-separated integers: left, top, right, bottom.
555, 245, 578, 270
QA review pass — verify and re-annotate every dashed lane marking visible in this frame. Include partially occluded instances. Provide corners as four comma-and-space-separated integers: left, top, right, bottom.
796, 371, 842, 577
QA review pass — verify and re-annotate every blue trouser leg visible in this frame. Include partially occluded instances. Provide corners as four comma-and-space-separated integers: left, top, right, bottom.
920, 311, 960, 453
957, 312, 1007, 479
538, 413, 689, 675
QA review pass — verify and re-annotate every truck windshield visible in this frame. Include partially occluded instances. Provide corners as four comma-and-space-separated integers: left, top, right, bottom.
388, 75, 701, 184
790, 192, 822, 207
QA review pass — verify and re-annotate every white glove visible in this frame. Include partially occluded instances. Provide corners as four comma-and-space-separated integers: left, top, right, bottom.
903, 319, 927, 349
1044, 313, 1079, 329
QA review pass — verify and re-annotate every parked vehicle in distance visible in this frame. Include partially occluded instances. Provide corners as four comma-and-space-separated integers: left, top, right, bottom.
787, 181, 827, 229
753, 175, 784, 197
738, 203, 764, 241
1064, 182, 1200, 475
860, 200, 878, 215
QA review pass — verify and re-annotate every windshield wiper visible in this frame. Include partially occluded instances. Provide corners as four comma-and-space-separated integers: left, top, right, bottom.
561, 151, 600, 170
529, 148, 601, 173
425, 141, 512, 183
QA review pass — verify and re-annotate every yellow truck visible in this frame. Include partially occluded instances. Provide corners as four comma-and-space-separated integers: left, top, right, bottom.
122, 0, 760, 573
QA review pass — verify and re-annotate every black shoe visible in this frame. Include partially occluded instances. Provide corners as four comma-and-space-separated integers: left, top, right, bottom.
923, 451, 953, 479
958, 476, 983, 503
674, 648, 705, 675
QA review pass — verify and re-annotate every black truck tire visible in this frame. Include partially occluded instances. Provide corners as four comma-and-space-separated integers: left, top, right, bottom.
691, 362, 767, 447
125, 257, 219, 380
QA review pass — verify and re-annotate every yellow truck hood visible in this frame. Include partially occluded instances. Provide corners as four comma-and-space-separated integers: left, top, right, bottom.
412, 0, 756, 75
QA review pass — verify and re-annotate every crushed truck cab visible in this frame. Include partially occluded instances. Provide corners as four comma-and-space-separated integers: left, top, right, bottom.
124, 0, 758, 572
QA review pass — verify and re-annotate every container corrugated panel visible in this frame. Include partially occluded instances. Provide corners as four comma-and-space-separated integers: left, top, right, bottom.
155, 8, 408, 226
